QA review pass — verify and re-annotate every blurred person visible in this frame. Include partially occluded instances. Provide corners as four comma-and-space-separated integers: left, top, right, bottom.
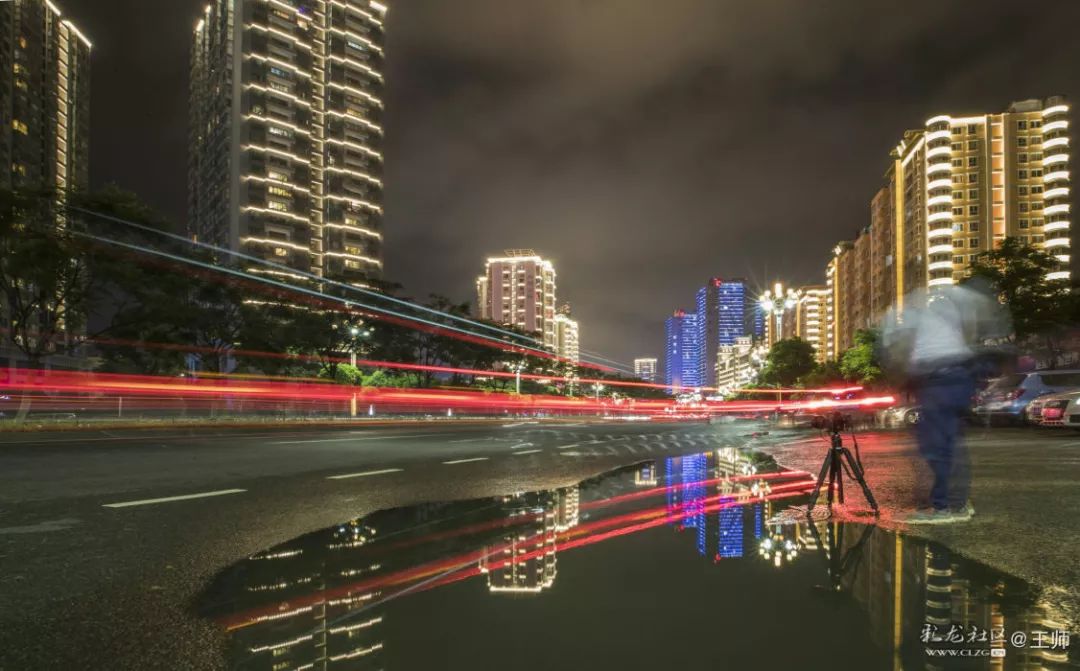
880, 279, 1011, 524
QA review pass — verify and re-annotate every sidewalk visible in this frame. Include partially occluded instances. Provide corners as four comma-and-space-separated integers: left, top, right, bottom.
759, 426, 1080, 631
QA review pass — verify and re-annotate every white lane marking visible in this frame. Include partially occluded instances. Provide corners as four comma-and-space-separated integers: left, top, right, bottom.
326, 468, 404, 480
556, 443, 580, 450
442, 457, 489, 465
625, 445, 638, 454
502, 421, 539, 428
510, 442, 534, 450
103, 489, 246, 509
449, 437, 491, 443
605, 446, 618, 454
272, 433, 444, 445
513, 449, 543, 455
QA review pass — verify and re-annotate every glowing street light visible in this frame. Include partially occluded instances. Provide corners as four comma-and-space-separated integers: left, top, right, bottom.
758, 282, 800, 344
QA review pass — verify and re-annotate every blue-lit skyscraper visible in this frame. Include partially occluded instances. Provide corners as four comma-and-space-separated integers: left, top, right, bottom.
665, 310, 700, 392
695, 278, 750, 389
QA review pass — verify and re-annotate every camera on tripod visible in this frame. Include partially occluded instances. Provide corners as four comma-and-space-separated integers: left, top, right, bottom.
810, 411, 852, 433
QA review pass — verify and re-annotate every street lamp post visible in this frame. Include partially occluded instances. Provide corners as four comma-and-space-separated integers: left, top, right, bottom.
758, 282, 801, 410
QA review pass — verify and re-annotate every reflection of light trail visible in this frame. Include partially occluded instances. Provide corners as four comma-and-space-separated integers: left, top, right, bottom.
218, 480, 815, 631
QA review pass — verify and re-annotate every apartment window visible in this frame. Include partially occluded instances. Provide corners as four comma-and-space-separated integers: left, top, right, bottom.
952, 175, 963, 183
1034, 219, 1044, 228
951, 143, 962, 151
968, 124, 977, 134
1032, 185, 1043, 194
268, 186, 290, 198
968, 140, 978, 150
269, 66, 292, 79
1018, 169, 1028, 179
969, 238, 979, 248
268, 200, 289, 212
968, 173, 977, 183
952, 191, 963, 200
951, 159, 963, 167
11, 119, 27, 135
968, 205, 979, 215
953, 239, 964, 248
1021, 235, 1030, 243
1019, 203, 1029, 212
18, 36, 26, 49
968, 189, 978, 199
967, 157, 978, 167
345, 259, 362, 269
14, 79, 27, 92
1018, 120, 1028, 130
952, 207, 964, 216
1032, 153, 1042, 161
1018, 186, 1028, 196
952, 127, 963, 135
12, 63, 23, 75
1034, 235, 1044, 243
1032, 135, 1042, 145
12, 163, 26, 176
1019, 154, 1028, 163
1017, 137, 1027, 147
969, 254, 979, 263
273, 247, 288, 257
1032, 169, 1043, 177
268, 126, 291, 138
270, 82, 291, 94
1019, 219, 1029, 229
1032, 119, 1042, 128
1033, 202, 1043, 211
953, 255, 964, 264
969, 221, 979, 232
268, 170, 289, 181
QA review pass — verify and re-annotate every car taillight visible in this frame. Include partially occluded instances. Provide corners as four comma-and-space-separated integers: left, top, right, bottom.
1044, 407, 1064, 420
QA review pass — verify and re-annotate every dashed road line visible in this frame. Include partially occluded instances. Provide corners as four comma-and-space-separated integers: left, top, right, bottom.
103, 489, 246, 509
326, 468, 403, 480
509, 442, 534, 450
442, 457, 489, 465
556, 443, 580, 450
512, 449, 543, 456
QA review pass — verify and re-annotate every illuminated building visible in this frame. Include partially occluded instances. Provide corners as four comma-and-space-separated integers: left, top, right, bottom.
0, 0, 91, 196
482, 491, 558, 593
824, 97, 1073, 358
633, 357, 658, 383
794, 286, 827, 363
715, 336, 761, 396
188, 0, 387, 286
553, 306, 579, 364
554, 486, 579, 532
664, 309, 700, 392
475, 249, 557, 348
695, 278, 750, 388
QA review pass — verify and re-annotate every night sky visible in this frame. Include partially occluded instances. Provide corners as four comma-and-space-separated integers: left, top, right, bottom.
58, 0, 1080, 365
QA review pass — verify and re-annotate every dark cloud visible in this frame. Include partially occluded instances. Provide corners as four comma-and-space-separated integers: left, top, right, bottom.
60, 0, 1080, 364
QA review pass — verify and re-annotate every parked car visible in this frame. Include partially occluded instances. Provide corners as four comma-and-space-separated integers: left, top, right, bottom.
881, 404, 920, 427
972, 370, 1080, 424
1034, 390, 1080, 427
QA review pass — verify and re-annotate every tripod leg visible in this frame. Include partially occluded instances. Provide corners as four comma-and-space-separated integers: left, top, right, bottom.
840, 448, 879, 513
836, 458, 846, 504
806, 451, 833, 513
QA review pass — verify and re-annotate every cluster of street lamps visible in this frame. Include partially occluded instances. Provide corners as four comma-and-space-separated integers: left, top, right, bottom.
757, 282, 800, 344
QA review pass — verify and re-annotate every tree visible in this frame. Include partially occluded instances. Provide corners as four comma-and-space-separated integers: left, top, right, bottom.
966, 237, 1074, 365
839, 329, 883, 385
758, 338, 817, 387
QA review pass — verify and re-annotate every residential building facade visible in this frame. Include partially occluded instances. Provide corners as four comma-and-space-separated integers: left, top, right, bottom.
0, 0, 91, 195
823, 97, 1073, 359
795, 285, 828, 363
553, 307, 579, 364
475, 249, 557, 348
188, 0, 387, 286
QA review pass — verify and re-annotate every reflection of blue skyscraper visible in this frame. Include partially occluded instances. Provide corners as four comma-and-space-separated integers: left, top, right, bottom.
718, 504, 744, 558
753, 503, 763, 539
664, 310, 700, 392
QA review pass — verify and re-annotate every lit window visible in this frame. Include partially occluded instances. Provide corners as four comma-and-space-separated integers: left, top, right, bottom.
11, 120, 27, 135
18, 37, 26, 49
268, 170, 288, 181
268, 186, 291, 197
268, 126, 291, 138
274, 247, 288, 257
345, 259, 361, 269
14, 79, 27, 92
268, 200, 288, 211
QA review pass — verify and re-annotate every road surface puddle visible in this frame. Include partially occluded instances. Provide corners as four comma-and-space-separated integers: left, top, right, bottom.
199, 449, 1076, 669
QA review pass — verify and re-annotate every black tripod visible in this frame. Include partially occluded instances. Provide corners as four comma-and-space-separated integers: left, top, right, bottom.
804, 518, 876, 593
805, 412, 879, 515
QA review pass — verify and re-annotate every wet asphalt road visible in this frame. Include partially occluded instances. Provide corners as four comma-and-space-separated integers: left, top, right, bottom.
0, 419, 793, 670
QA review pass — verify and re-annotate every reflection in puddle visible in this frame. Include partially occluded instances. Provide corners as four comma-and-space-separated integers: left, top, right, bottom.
199, 449, 1075, 669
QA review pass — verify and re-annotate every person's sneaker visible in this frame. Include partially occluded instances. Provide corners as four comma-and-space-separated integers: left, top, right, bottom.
903, 508, 968, 525
948, 501, 975, 519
